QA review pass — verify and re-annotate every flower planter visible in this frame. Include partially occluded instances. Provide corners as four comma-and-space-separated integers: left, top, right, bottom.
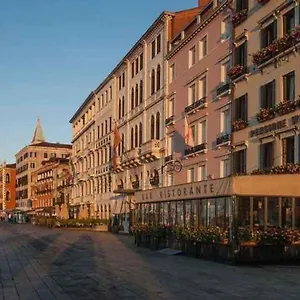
232, 9, 248, 27
257, 0, 270, 4
256, 109, 275, 123
93, 224, 108, 232
232, 120, 248, 132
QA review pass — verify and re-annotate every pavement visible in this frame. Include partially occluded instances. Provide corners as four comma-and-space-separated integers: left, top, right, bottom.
0, 224, 300, 300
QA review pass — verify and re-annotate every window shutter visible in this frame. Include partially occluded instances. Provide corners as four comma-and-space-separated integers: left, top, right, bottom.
260, 85, 264, 109
243, 42, 247, 68
282, 139, 287, 166
273, 19, 277, 41
283, 75, 287, 102
271, 80, 276, 107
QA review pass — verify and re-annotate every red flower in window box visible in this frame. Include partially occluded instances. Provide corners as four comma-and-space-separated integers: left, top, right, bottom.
232, 119, 248, 131
256, 107, 275, 123
232, 9, 248, 27
227, 64, 244, 80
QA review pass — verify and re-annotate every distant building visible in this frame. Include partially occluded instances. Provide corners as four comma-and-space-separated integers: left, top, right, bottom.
0, 162, 16, 211
15, 118, 72, 211
31, 157, 72, 218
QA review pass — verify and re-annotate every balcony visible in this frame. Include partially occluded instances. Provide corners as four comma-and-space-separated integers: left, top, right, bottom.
165, 154, 173, 163
121, 148, 141, 169
165, 116, 174, 127
184, 143, 207, 157
216, 134, 230, 147
216, 83, 230, 97
140, 140, 160, 163
232, 9, 248, 27
227, 65, 247, 81
185, 97, 207, 115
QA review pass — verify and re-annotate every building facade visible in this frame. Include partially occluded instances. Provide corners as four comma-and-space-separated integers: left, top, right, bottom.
70, 1, 210, 226
15, 119, 72, 210
0, 163, 16, 211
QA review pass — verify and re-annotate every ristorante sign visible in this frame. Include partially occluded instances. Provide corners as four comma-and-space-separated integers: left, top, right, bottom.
136, 177, 232, 203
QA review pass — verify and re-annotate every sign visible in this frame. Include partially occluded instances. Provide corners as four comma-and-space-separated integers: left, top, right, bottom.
135, 177, 232, 203
250, 119, 287, 138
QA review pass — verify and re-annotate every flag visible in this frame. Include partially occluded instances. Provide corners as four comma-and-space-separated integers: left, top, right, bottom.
184, 116, 194, 147
69, 159, 76, 180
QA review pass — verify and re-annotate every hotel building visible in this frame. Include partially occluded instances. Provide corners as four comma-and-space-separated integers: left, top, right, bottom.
15, 119, 72, 210
0, 163, 16, 211
70, 1, 210, 227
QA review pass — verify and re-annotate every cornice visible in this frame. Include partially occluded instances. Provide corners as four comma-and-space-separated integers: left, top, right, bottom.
166, 2, 228, 60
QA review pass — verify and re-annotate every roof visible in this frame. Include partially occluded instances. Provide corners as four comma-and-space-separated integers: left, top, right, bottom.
31, 118, 46, 144
6, 163, 16, 169
30, 142, 72, 149
69, 10, 175, 124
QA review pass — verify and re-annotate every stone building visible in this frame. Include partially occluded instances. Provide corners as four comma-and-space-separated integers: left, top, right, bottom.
0, 163, 16, 212
31, 157, 72, 218
70, 1, 210, 228
15, 119, 72, 211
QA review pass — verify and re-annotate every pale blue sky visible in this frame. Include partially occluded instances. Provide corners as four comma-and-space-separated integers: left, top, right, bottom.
0, 0, 197, 163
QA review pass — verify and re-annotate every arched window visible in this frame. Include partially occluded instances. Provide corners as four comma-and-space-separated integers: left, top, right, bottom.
118, 99, 122, 119
131, 87, 134, 109
151, 115, 155, 139
131, 128, 134, 148
140, 80, 143, 103
122, 96, 125, 117
156, 65, 161, 91
156, 112, 160, 140
135, 125, 138, 147
5, 173, 10, 184
6, 191, 10, 201
139, 122, 143, 147
151, 69, 155, 95
122, 133, 125, 153
135, 84, 139, 107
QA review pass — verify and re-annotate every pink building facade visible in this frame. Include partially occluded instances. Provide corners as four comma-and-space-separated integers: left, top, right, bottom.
166, 0, 232, 185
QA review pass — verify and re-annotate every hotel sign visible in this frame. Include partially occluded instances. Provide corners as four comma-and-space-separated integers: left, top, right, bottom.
135, 177, 232, 203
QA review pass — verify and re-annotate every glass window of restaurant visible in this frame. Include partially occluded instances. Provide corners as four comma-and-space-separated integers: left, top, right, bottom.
253, 197, 265, 227
267, 197, 279, 227
237, 197, 250, 227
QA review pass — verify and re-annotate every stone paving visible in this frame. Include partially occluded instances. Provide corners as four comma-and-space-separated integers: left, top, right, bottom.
0, 225, 300, 300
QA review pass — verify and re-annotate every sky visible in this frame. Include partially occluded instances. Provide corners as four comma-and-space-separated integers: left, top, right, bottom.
0, 0, 198, 163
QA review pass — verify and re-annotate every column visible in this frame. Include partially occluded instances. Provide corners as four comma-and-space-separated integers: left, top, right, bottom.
264, 197, 268, 230
279, 197, 282, 228
250, 197, 253, 230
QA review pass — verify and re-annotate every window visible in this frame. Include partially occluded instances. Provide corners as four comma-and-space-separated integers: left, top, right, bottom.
135, 84, 139, 107
221, 60, 231, 83
284, 9, 295, 34
140, 53, 143, 70
151, 69, 155, 95
139, 123, 143, 147
5, 173, 10, 183
221, 109, 231, 134
156, 65, 161, 91
220, 159, 230, 177
118, 76, 121, 90
260, 80, 275, 109
169, 64, 175, 83
261, 21, 277, 48
235, 94, 248, 122
131, 87, 134, 109
135, 125, 138, 148
6, 191, 10, 201
189, 46, 196, 67
282, 136, 295, 165
135, 58, 139, 75
188, 84, 196, 105
44, 153, 48, 159
221, 19, 231, 40
157, 34, 161, 54
198, 120, 207, 144
187, 168, 195, 183
198, 165, 206, 181
190, 124, 196, 145
122, 72, 125, 87
260, 142, 274, 170
130, 128, 134, 148
156, 112, 160, 140
283, 71, 295, 101
131, 62, 134, 78
140, 80, 143, 103
199, 76, 207, 99
233, 149, 246, 174
151, 40, 156, 59
168, 98, 174, 117
118, 99, 122, 119
236, 0, 248, 12
150, 115, 155, 139
199, 36, 207, 59
234, 42, 247, 68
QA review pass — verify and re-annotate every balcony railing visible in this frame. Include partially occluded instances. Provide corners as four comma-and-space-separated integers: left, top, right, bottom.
165, 154, 173, 163
121, 148, 141, 168
184, 143, 207, 156
216, 134, 230, 146
140, 140, 160, 162
216, 83, 230, 97
185, 97, 207, 114
165, 115, 174, 126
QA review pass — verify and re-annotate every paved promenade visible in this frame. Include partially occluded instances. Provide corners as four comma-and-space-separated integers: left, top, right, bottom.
0, 224, 300, 300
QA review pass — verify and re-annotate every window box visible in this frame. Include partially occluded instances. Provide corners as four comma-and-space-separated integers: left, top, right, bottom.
275, 100, 300, 116
165, 116, 174, 126
232, 9, 248, 27
252, 26, 300, 66
227, 65, 245, 81
232, 119, 248, 132
251, 163, 300, 175
184, 143, 207, 156
216, 134, 230, 146
184, 97, 207, 114
256, 108, 276, 123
